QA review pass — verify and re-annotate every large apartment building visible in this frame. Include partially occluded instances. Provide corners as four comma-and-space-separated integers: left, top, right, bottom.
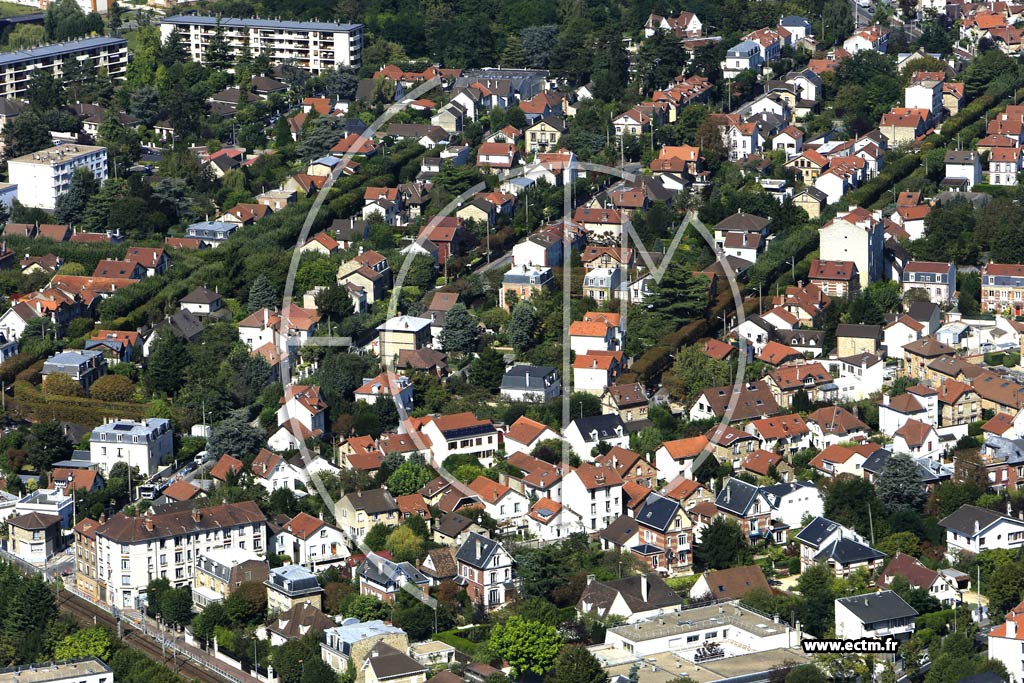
0, 37, 127, 99
9, 144, 108, 210
160, 16, 363, 73
86, 501, 267, 610
981, 263, 1024, 315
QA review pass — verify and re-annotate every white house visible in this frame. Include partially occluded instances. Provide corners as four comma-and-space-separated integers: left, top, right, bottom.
563, 414, 629, 459
573, 350, 624, 394
721, 40, 764, 78
989, 146, 1021, 186
883, 315, 924, 360
604, 601, 804, 659
569, 319, 617, 356
466, 475, 529, 533
416, 412, 499, 468
944, 150, 981, 190
890, 418, 942, 460
654, 436, 709, 482
273, 512, 350, 569
989, 602, 1024, 683
354, 372, 414, 412
879, 394, 932, 435
503, 415, 560, 456
939, 504, 1024, 559
902, 261, 956, 305
527, 498, 584, 540
878, 552, 961, 606
0, 302, 41, 341
834, 591, 917, 642
827, 353, 885, 402
561, 463, 624, 533
763, 481, 823, 529
499, 364, 561, 402
277, 385, 328, 439
89, 418, 174, 477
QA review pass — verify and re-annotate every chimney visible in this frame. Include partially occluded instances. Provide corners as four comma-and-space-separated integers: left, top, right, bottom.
263, 308, 269, 327
1009, 501, 1014, 517
98, 512, 106, 524
1009, 616, 1018, 638
476, 538, 482, 560
883, 394, 889, 406
587, 574, 595, 585
975, 519, 980, 535
192, 508, 201, 523
641, 573, 649, 602
145, 517, 154, 532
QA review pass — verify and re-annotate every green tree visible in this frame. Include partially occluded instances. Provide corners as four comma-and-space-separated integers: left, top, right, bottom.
55, 167, 100, 225
875, 531, 921, 557
341, 593, 391, 622
25, 69, 65, 110
42, 371, 85, 397
386, 461, 433, 496
248, 274, 278, 312
224, 582, 267, 624
635, 31, 688, 95
469, 346, 506, 391
797, 564, 836, 637
145, 329, 190, 396
439, 303, 479, 356
208, 415, 265, 459
488, 616, 562, 677
508, 301, 539, 351
54, 627, 113, 661
90, 374, 136, 402
876, 453, 927, 514
315, 283, 354, 325
385, 525, 424, 563
6, 24, 44, 49
785, 665, 826, 683
205, 21, 232, 70
364, 523, 391, 551
26, 421, 71, 472
548, 645, 609, 683
988, 561, 1024, 616
823, 475, 881, 539
694, 516, 752, 570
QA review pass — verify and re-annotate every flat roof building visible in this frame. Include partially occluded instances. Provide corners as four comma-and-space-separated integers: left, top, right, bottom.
9, 144, 108, 210
160, 16, 362, 73
0, 37, 127, 99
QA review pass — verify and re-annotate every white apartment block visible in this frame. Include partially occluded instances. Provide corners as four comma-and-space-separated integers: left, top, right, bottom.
0, 658, 114, 683
9, 144, 108, 210
0, 37, 127, 99
89, 418, 173, 477
93, 501, 267, 610
160, 16, 363, 73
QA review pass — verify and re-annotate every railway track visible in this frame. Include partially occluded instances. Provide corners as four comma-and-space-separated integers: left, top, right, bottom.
56, 589, 238, 683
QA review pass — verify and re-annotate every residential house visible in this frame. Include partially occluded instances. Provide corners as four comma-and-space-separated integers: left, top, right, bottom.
335, 490, 399, 542
939, 503, 1024, 557
564, 415, 629, 459
577, 573, 683, 624
688, 565, 771, 602
834, 591, 917, 643
358, 555, 430, 604
562, 463, 624, 532
455, 533, 514, 610
274, 512, 350, 569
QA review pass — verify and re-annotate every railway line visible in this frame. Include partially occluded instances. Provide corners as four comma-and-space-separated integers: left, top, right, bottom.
56, 589, 239, 683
